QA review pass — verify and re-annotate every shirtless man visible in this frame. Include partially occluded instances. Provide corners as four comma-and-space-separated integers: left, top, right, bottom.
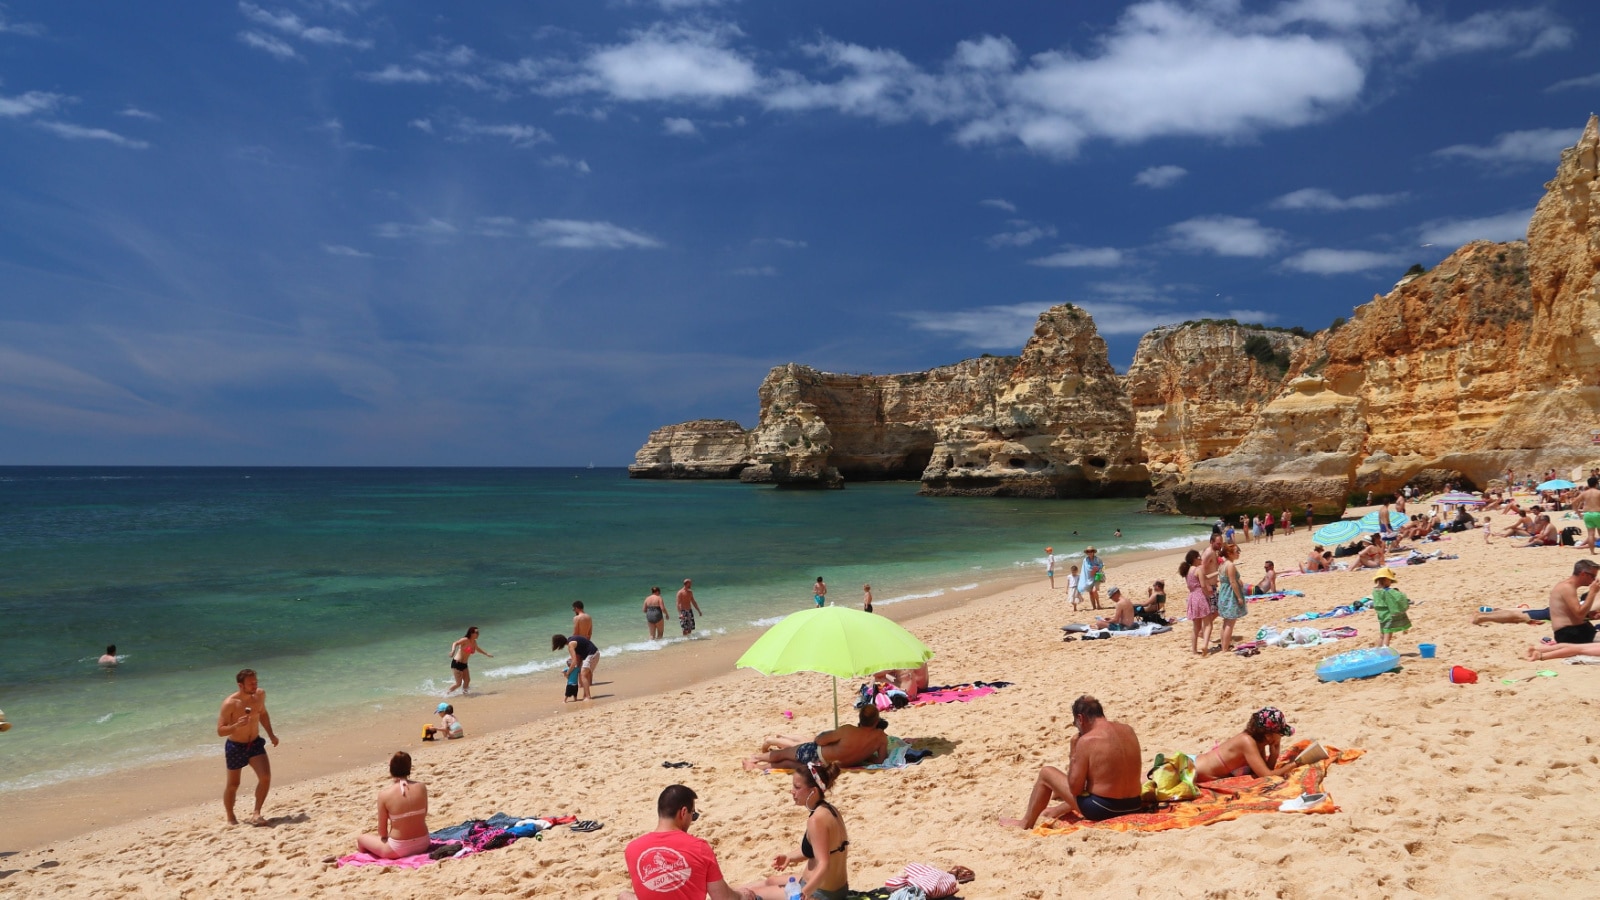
1377, 500, 1394, 545
1576, 477, 1600, 554
812, 576, 828, 608
743, 704, 889, 771
1093, 587, 1137, 630
677, 578, 702, 637
218, 668, 280, 825
572, 601, 597, 677
1521, 515, 1558, 547
1000, 696, 1142, 828
1200, 533, 1223, 611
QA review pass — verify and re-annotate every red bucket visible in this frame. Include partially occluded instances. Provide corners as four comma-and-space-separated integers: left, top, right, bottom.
1449, 665, 1478, 684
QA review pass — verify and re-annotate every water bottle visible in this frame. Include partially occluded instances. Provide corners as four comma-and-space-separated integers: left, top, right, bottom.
784, 876, 802, 900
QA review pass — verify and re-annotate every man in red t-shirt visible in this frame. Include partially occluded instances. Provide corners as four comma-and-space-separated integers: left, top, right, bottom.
622, 785, 746, 900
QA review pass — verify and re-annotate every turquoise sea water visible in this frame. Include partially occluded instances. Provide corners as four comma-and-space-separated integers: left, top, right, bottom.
0, 467, 1207, 792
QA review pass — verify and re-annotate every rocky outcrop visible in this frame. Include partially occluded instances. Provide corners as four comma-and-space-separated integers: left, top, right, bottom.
1125, 322, 1310, 475
628, 419, 752, 479
920, 305, 1147, 497
1172, 115, 1600, 515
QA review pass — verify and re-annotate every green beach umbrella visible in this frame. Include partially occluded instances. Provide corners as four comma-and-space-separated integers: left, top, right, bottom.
735, 606, 934, 727
1312, 520, 1362, 545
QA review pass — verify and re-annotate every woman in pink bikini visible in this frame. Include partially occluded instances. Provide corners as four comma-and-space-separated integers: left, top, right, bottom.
1194, 708, 1301, 782
356, 751, 432, 858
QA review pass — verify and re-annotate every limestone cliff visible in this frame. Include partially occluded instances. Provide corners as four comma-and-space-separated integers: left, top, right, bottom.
628, 419, 752, 479
1172, 115, 1600, 515
1125, 322, 1310, 475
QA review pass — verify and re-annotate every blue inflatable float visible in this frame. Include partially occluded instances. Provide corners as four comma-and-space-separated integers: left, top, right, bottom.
1316, 646, 1401, 683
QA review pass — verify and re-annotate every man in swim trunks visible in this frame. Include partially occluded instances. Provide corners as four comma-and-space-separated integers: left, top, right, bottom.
1576, 477, 1600, 554
217, 668, 279, 826
813, 576, 828, 608
677, 578, 702, 637
1000, 695, 1143, 828
1093, 587, 1137, 630
743, 705, 888, 772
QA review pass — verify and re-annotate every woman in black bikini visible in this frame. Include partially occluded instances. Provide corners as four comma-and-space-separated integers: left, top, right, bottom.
447, 627, 491, 696
744, 761, 850, 900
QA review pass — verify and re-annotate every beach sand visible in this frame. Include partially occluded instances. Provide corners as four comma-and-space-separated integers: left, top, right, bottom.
4, 513, 1598, 898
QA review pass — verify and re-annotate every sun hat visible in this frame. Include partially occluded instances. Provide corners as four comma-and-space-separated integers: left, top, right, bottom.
1085, 546, 1096, 553
1372, 567, 1399, 582
1107, 586, 1121, 596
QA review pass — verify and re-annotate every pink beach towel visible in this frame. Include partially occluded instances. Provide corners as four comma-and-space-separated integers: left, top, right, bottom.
910, 686, 996, 705
335, 851, 437, 869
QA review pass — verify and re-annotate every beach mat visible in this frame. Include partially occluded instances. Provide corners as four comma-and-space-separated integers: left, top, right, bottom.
1031, 743, 1363, 836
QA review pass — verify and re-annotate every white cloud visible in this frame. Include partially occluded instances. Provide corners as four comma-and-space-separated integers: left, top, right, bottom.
1077, 301, 1274, 335
753, 238, 807, 249
1282, 248, 1405, 274
655, 0, 739, 8
527, 219, 664, 249
662, 116, 699, 136
361, 65, 438, 84
1418, 209, 1531, 248
1435, 128, 1579, 167
1547, 72, 1600, 93
1028, 247, 1125, 268
1134, 165, 1187, 189
322, 243, 373, 258
904, 302, 1049, 349
1167, 215, 1285, 257
117, 106, 160, 121
541, 155, 591, 174
453, 120, 552, 147
570, 22, 759, 102
316, 118, 376, 151
239, 31, 298, 60
0, 90, 64, 118
374, 218, 458, 240
238, 2, 371, 49
0, 11, 45, 36
986, 223, 1057, 248
1269, 187, 1407, 211
408, 118, 434, 133
34, 121, 150, 149
980, 198, 1017, 213
1412, 9, 1571, 62
731, 265, 777, 276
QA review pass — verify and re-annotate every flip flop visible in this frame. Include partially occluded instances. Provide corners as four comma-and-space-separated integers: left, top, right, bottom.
948, 865, 976, 884
661, 761, 694, 768
570, 820, 603, 833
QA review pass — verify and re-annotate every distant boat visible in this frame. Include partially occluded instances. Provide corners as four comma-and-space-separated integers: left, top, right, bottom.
587, 462, 594, 469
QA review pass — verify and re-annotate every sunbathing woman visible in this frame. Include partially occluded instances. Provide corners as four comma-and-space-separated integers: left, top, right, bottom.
1355, 536, 1386, 570
355, 751, 431, 859
743, 762, 850, 900
1301, 546, 1328, 573
1194, 708, 1301, 783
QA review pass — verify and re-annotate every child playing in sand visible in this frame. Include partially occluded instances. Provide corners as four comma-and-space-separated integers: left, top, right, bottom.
426, 703, 464, 740
562, 661, 580, 701
1483, 515, 1493, 543
1370, 567, 1412, 648
1067, 565, 1081, 611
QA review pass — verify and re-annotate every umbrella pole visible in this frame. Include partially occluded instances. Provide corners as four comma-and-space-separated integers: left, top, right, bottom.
833, 676, 839, 729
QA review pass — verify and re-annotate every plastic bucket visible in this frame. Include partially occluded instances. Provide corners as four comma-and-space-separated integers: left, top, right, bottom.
1418, 643, 1436, 659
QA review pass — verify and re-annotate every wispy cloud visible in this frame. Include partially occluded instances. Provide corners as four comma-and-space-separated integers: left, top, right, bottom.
0, 90, 64, 118
985, 222, 1056, 248
374, 218, 459, 240
1418, 209, 1531, 247
1435, 127, 1579, 167
1281, 248, 1405, 275
238, 2, 372, 49
980, 198, 1017, 213
527, 219, 664, 249
315, 118, 376, 151
1027, 247, 1125, 268
903, 302, 1049, 350
1133, 165, 1187, 189
0, 9, 45, 36
451, 119, 553, 147
1166, 215, 1285, 257
752, 238, 807, 249
322, 243, 373, 258
1412, 9, 1571, 62
117, 106, 160, 121
556, 22, 760, 102
239, 31, 298, 60
731, 265, 777, 276
360, 65, 438, 84
541, 154, 591, 173
1547, 72, 1600, 92
1269, 187, 1408, 211
35, 121, 150, 149
662, 116, 699, 137
1075, 301, 1273, 335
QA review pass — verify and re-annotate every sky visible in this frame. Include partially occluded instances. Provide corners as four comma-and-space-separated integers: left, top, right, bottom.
1, 0, 1596, 466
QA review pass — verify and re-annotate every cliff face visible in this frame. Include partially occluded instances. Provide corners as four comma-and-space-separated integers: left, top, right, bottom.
920, 305, 1147, 497
1172, 115, 1600, 514
628, 419, 752, 478
1125, 323, 1310, 475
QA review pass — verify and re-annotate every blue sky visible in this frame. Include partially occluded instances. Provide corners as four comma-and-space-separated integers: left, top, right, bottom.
0, 0, 1595, 465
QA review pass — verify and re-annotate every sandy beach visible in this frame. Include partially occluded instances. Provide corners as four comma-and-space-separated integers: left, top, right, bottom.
5, 511, 1598, 898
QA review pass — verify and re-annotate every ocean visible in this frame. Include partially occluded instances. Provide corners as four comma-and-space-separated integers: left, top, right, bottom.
0, 467, 1207, 792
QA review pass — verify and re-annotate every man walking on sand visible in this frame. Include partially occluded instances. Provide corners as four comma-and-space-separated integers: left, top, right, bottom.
1576, 477, 1600, 554
677, 579, 702, 637
218, 668, 279, 826
1000, 695, 1143, 828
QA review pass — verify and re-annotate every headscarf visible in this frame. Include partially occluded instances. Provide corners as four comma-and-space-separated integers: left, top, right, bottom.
1249, 707, 1294, 737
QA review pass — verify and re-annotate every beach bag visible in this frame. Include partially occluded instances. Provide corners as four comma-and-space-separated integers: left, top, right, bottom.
1143, 752, 1200, 802
1561, 527, 1580, 546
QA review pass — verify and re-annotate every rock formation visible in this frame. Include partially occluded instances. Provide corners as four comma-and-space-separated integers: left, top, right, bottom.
1172, 114, 1600, 515
628, 420, 752, 478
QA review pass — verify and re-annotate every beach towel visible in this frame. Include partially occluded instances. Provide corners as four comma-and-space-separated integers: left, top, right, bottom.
335, 850, 439, 869
858, 736, 934, 770
884, 862, 960, 898
1244, 590, 1305, 600
910, 686, 996, 706
1031, 743, 1363, 836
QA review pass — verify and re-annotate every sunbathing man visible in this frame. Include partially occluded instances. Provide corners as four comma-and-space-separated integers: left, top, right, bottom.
1517, 561, 1600, 661
1092, 587, 1137, 630
1521, 515, 1559, 547
744, 705, 888, 772
1500, 510, 1535, 538
1000, 695, 1142, 828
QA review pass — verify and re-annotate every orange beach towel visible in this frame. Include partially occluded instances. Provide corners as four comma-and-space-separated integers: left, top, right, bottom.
1032, 742, 1363, 836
